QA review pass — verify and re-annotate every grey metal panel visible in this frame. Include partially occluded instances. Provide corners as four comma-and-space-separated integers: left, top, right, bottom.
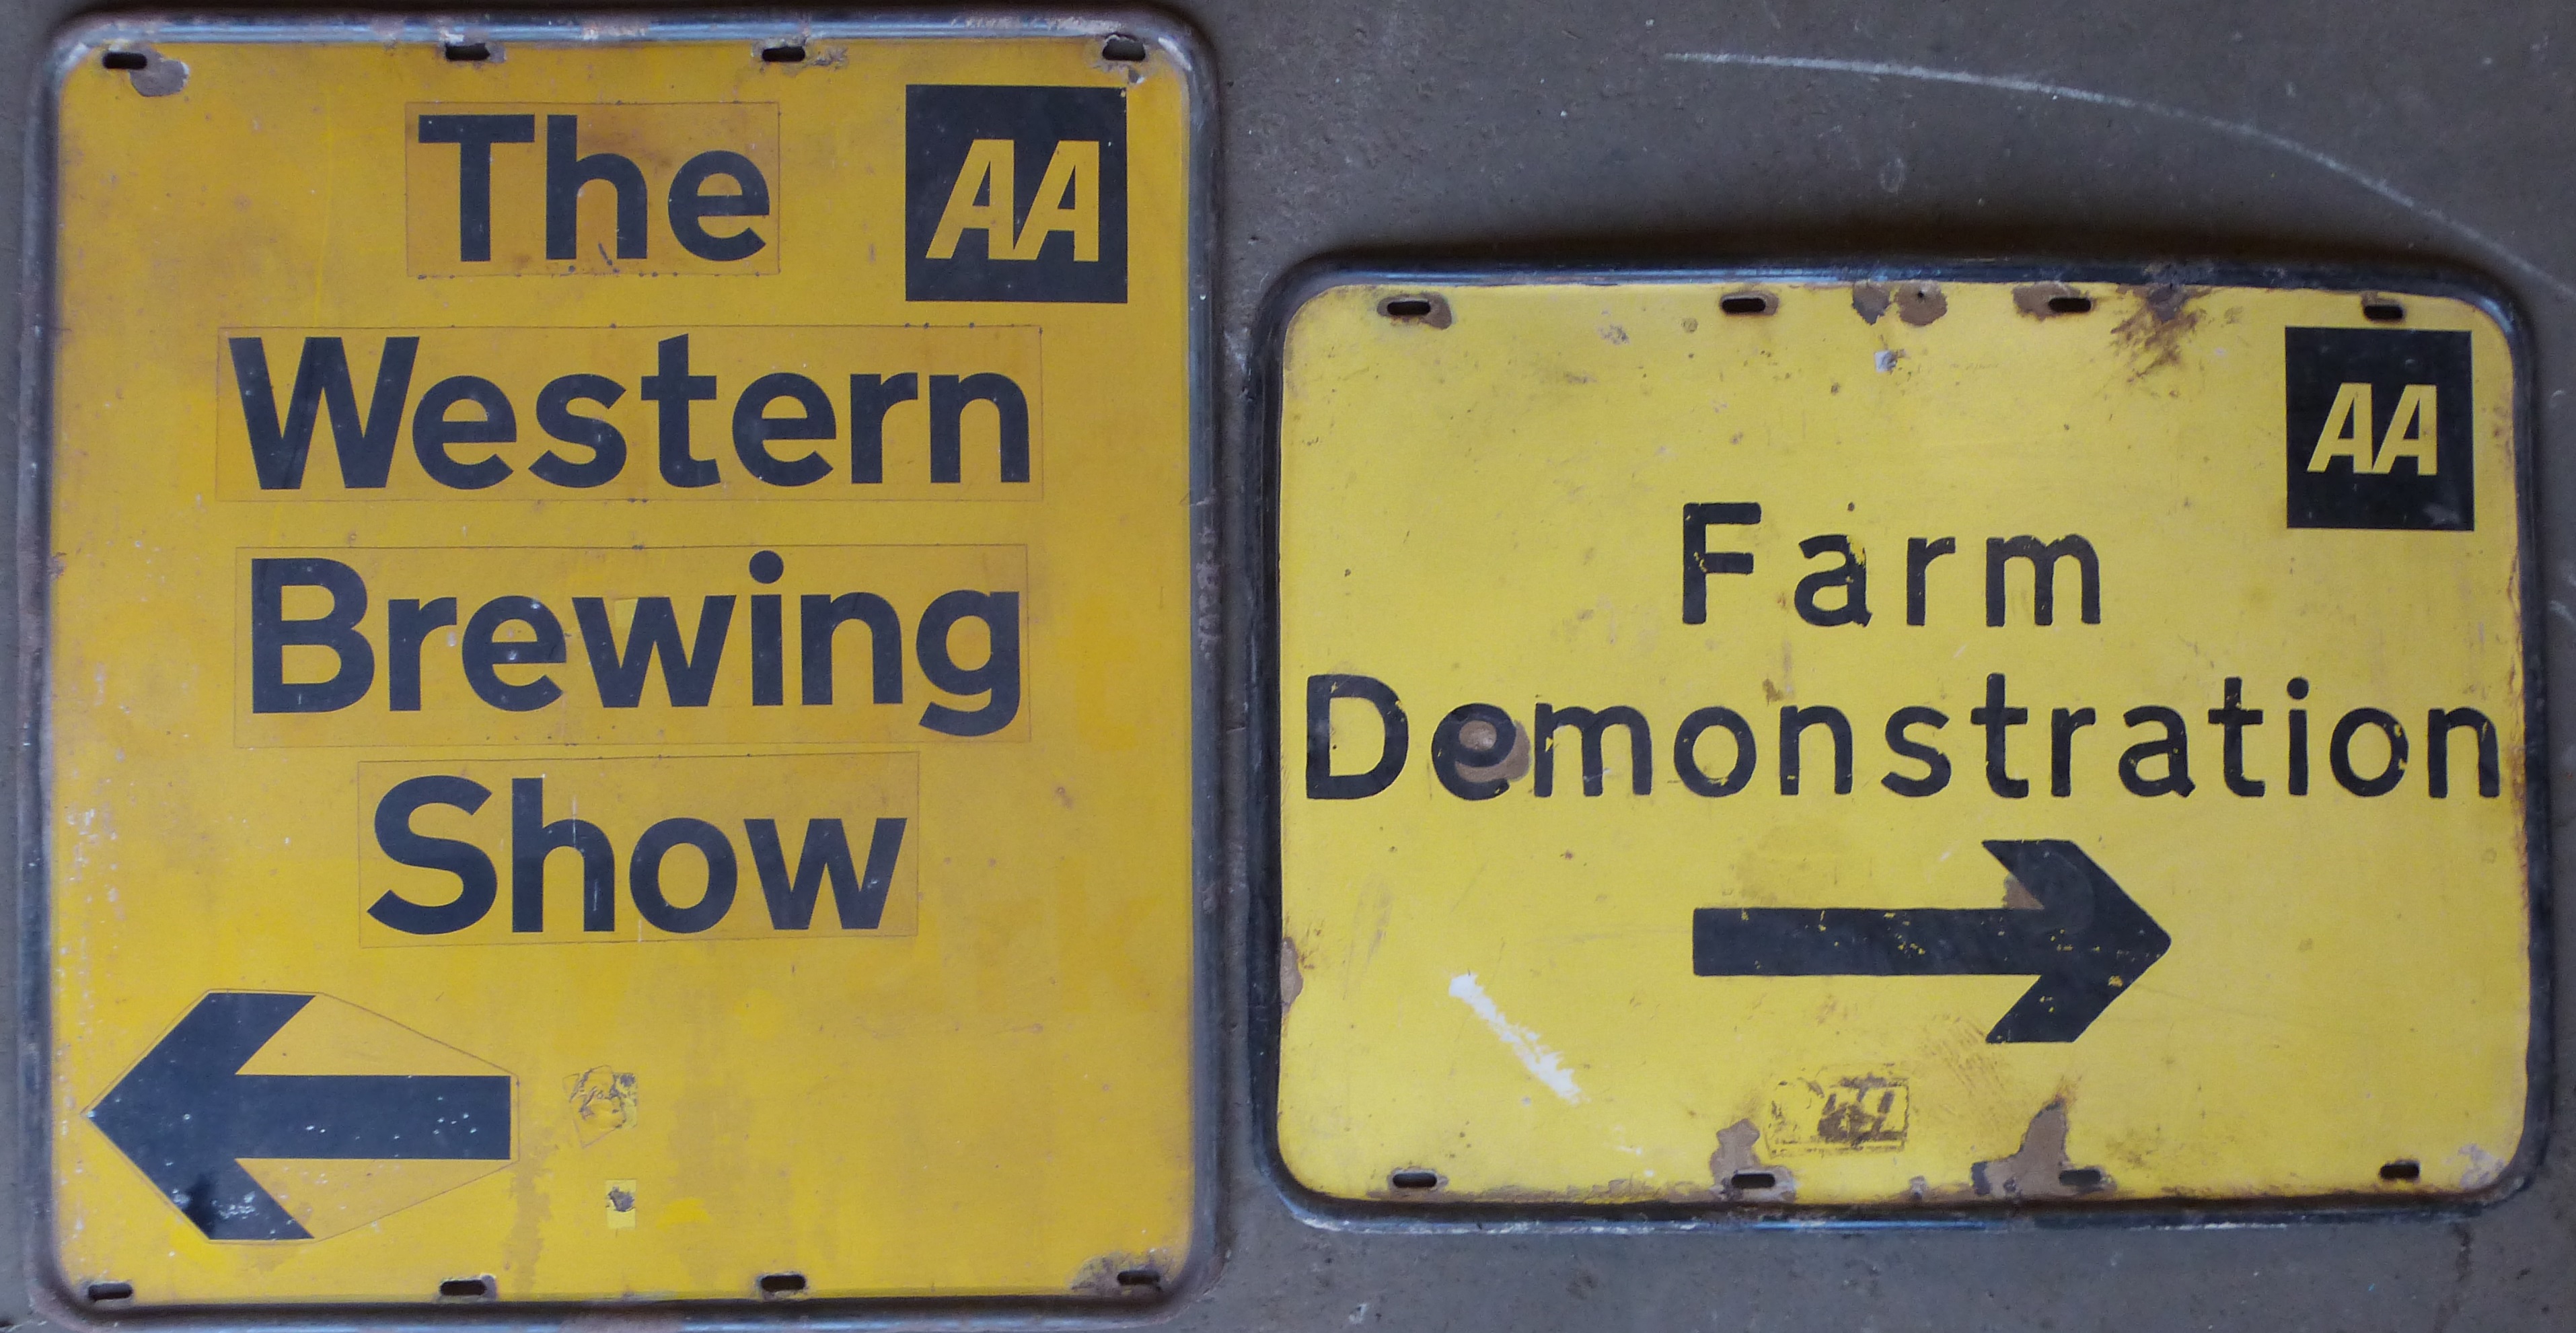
7, 1, 2575, 1329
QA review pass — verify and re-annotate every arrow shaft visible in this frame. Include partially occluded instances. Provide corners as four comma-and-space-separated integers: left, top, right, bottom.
218, 1075, 512, 1161
1693, 907, 2045, 977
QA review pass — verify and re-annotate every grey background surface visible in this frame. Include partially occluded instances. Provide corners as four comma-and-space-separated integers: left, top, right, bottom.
5, 1, 2575, 1330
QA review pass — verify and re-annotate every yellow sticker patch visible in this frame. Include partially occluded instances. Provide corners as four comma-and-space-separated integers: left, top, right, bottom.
1272, 275, 2534, 1212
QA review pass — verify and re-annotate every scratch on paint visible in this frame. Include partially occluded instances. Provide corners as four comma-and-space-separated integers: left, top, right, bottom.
1664, 51, 2576, 305
1448, 973, 1584, 1104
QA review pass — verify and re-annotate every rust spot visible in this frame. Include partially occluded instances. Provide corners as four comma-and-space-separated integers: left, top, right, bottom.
1379, 292, 1452, 328
1070, 1251, 1175, 1297
1709, 1118, 1797, 1202
1971, 1100, 2113, 1199
2012, 282, 2086, 318
1278, 936, 1306, 1014
2110, 283, 2204, 377
1894, 281, 1948, 326
1452, 717, 1532, 785
1851, 283, 1893, 324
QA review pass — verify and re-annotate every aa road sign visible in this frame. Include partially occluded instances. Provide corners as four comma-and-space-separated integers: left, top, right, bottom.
1266, 271, 2540, 1217
41, 19, 1208, 1307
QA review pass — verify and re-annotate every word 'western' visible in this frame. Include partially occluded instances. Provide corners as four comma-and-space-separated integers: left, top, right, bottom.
229, 334, 1030, 492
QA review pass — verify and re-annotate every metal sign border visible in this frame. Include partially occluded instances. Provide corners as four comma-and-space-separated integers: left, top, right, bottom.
1244, 256, 2552, 1233
17, 10, 1221, 1327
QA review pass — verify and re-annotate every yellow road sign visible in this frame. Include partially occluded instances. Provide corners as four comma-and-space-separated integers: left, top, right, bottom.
1269, 272, 2538, 1214
43, 17, 1207, 1306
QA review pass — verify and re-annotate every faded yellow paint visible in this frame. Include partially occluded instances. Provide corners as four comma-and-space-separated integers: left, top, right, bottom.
50, 33, 1198, 1302
1275, 278, 2532, 1208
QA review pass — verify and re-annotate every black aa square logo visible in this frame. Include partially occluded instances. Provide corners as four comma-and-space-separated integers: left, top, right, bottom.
905, 85, 1127, 303
2283, 326, 2473, 531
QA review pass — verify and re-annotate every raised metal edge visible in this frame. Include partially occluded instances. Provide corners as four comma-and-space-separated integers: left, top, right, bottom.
1242, 256, 2553, 1233
17, 10, 1221, 1328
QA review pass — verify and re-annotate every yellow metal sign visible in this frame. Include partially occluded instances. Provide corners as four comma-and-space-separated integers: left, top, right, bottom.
45, 20, 1204, 1305
1271, 273, 2537, 1213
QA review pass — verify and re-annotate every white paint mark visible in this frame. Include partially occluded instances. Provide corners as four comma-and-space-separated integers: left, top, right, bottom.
1449, 972, 1584, 1104
1874, 349, 1903, 373
2550, 599, 2576, 630
1664, 52, 2576, 304
2457, 1143, 2506, 1189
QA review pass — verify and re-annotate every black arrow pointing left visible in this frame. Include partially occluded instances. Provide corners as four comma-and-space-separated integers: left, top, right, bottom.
87, 992, 511, 1241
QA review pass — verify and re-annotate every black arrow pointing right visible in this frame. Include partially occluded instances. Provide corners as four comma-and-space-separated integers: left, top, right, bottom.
1692, 839, 2170, 1042
87, 993, 511, 1241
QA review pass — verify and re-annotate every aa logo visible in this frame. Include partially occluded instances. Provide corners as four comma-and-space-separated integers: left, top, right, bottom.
2284, 326, 2473, 531
905, 85, 1127, 303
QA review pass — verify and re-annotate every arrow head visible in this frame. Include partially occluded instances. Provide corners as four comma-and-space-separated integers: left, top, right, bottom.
1979, 840, 2171, 1042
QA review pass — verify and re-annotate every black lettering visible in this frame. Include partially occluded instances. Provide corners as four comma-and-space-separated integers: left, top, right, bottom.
747, 817, 903, 929
668, 150, 772, 262
368, 776, 496, 935
2050, 707, 2097, 798
250, 556, 375, 713
629, 818, 737, 933
639, 334, 720, 488
2288, 676, 2312, 795
418, 113, 535, 262
531, 374, 628, 487
411, 375, 516, 490
915, 589, 1021, 736
230, 336, 420, 490
574, 596, 735, 707
927, 373, 1031, 483
2119, 706, 2195, 797
2427, 707, 2500, 799
1793, 534, 1871, 626
1906, 536, 1955, 626
847, 374, 919, 484
732, 373, 836, 486
545, 114, 647, 261
1430, 704, 1518, 801
1535, 704, 1652, 797
1675, 707, 1758, 797
2331, 708, 2408, 797
2208, 676, 2266, 797
1683, 502, 1759, 625
388, 597, 458, 712
1307, 675, 1408, 800
461, 596, 566, 712
1986, 535, 2102, 626
1969, 672, 2030, 798
1779, 705, 1853, 795
799, 593, 904, 705
1881, 706, 1950, 797
511, 777, 614, 933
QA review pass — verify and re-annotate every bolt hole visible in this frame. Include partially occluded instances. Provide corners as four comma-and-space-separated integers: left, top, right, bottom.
443, 42, 492, 63
758, 1272, 806, 1295
1101, 34, 1150, 63
1383, 297, 1434, 319
2363, 299, 2406, 323
2381, 1159, 2421, 1182
85, 1282, 133, 1303
101, 52, 147, 71
1728, 1169, 1777, 1190
1114, 1268, 1162, 1289
1720, 292, 1775, 316
2047, 294, 2094, 314
438, 1276, 492, 1299
762, 44, 806, 63
2057, 1167, 2104, 1190
1388, 1168, 1439, 1190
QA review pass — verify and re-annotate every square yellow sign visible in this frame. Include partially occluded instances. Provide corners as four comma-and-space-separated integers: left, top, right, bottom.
42, 17, 1207, 1307
1269, 271, 2538, 1216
